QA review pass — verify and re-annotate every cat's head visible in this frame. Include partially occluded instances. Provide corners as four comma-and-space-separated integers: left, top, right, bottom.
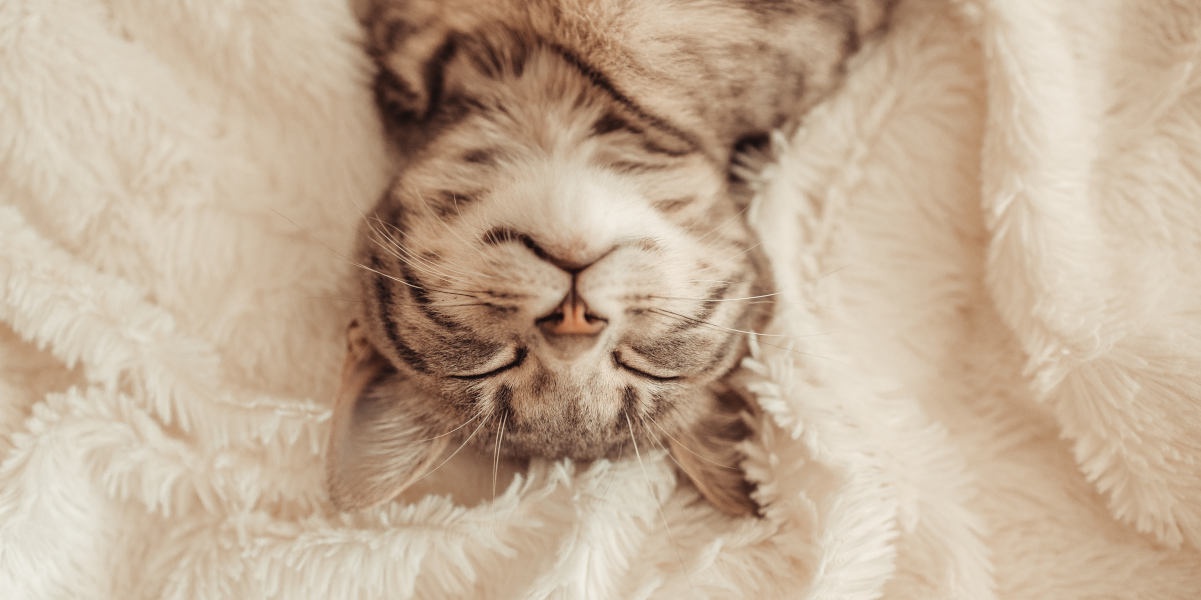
327, 25, 770, 515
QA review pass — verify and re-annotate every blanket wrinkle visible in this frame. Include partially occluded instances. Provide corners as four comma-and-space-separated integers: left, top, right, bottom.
4, 0, 1201, 597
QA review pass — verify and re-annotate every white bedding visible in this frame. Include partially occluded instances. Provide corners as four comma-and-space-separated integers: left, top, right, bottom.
3, 0, 1201, 597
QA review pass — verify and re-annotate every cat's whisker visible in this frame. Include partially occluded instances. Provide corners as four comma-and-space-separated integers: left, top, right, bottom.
725, 239, 764, 263
648, 308, 789, 338
350, 232, 490, 296
691, 264, 847, 287
412, 408, 495, 487
691, 231, 762, 274
624, 413, 696, 593
492, 411, 507, 500
648, 292, 780, 303
693, 202, 752, 246
267, 207, 416, 287
366, 213, 495, 288
381, 231, 492, 287
634, 413, 692, 475
645, 308, 842, 363
363, 214, 404, 249
267, 207, 487, 305
442, 190, 504, 268
368, 239, 475, 291
430, 301, 509, 309
365, 223, 471, 287
351, 261, 484, 299
410, 409, 488, 444
595, 437, 629, 501
644, 414, 741, 471
408, 187, 506, 282
630, 299, 779, 311
366, 220, 482, 287
820, 265, 849, 279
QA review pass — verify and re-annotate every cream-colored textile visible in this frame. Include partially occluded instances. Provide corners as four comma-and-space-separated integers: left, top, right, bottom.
3, 0, 1200, 597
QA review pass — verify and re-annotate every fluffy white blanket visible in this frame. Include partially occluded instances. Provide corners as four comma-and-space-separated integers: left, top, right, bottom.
4, 0, 1201, 597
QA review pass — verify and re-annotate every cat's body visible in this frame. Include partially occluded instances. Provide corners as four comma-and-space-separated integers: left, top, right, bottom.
328, 0, 891, 515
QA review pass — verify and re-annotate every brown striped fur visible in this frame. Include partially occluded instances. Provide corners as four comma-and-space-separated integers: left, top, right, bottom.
328, 0, 891, 516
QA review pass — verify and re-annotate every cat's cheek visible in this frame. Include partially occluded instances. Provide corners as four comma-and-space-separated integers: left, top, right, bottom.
325, 320, 451, 511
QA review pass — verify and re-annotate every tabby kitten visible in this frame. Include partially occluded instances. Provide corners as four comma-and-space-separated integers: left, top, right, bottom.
327, 0, 891, 515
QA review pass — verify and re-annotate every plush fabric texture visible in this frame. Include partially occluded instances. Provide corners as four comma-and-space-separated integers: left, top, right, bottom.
4, 0, 1201, 598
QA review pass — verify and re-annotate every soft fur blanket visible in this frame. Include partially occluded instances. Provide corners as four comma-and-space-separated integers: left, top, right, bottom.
3, 0, 1201, 598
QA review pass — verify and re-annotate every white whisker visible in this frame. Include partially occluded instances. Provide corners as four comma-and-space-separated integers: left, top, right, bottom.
409, 187, 503, 281
650, 292, 780, 303
693, 202, 752, 246
644, 414, 739, 471
625, 413, 696, 593
644, 309, 842, 363
492, 411, 507, 499
411, 409, 487, 444
366, 218, 482, 286
351, 261, 481, 299
411, 408, 495, 486
649, 308, 789, 338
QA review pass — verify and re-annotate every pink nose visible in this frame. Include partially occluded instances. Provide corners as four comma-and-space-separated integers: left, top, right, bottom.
536, 282, 608, 342
543, 294, 606, 336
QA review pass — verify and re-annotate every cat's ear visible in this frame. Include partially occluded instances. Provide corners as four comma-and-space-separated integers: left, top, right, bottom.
365, 3, 460, 123
326, 320, 450, 511
668, 387, 760, 517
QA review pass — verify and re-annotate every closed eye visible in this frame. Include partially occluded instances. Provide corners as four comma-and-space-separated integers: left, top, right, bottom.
449, 347, 528, 380
612, 351, 681, 382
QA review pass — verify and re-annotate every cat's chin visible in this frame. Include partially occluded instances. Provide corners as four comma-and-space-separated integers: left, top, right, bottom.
466, 415, 657, 463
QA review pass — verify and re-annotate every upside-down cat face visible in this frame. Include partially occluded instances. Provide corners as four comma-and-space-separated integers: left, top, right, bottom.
328, 0, 889, 516
329, 41, 769, 515
364, 144, 762, 457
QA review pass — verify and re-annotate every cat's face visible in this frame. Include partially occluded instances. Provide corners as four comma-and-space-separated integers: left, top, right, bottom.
328, 42, 768, 515
369, 107, 766, 440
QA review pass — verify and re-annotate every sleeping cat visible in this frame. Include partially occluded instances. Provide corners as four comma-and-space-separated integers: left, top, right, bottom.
328, 0, 891, 515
